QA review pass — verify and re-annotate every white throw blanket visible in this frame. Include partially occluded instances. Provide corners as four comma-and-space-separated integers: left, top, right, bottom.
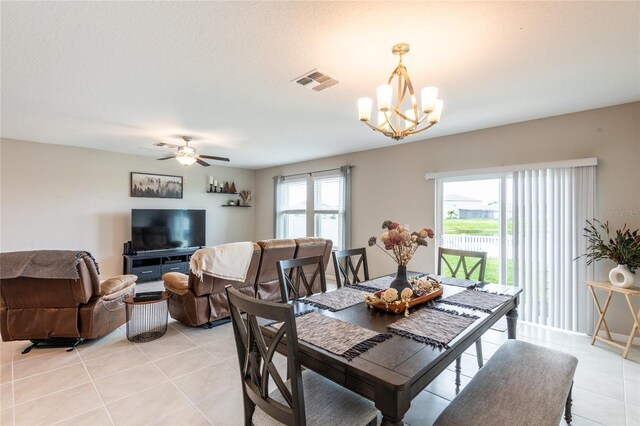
189, 242, 254, 282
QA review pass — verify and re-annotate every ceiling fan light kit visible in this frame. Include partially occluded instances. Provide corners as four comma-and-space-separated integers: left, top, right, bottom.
156, 136, 230, 166
358, 43, 444, 141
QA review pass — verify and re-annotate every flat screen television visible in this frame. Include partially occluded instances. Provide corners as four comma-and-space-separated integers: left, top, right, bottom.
131, 209, 205, 252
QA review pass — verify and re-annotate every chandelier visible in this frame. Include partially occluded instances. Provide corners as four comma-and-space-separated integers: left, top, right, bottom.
358, 43, 443, 141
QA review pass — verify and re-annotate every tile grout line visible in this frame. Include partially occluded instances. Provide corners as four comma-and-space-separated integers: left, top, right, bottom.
135, 338, 215, 425
75, 347, 116, 426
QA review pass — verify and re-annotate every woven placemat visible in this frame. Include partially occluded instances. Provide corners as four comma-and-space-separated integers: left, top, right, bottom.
273, 312, 391, 361
439, 290, 512, 313
389, 307, 479, 349
299, 287, 365, 312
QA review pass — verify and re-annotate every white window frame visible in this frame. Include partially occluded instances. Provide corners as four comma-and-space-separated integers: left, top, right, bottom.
275, 167, 351, 250
435, 173, 512, 284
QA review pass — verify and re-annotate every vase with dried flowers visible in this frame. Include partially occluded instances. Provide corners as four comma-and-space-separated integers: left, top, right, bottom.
368, 220, 434, 292
577, 219, 640, 288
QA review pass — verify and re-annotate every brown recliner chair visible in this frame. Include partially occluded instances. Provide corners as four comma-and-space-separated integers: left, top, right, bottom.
163, 243, 262, 327
0, 250, 137, 352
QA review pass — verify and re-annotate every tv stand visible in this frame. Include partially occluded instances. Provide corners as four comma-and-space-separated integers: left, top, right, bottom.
123, 248, 199, 282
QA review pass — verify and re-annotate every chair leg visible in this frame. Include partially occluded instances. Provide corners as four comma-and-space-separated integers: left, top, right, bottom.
564, 382, 573, 424
475, 338, 484, 369
455, 356, 462, 394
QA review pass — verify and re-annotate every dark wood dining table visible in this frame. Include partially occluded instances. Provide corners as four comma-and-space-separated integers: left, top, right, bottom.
262, 277, 522, 426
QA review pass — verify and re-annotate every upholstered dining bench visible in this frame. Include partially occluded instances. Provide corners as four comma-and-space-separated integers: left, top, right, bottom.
434, 340, 578, 426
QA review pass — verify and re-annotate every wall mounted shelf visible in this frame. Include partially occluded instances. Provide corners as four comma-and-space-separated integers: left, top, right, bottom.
221, 205, 251, 208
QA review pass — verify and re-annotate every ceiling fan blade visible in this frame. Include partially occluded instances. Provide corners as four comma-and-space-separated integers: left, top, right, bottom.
196, 158, 211, 167
157, 155, 176, 160
155, 142, 181, 149
199, 154, 230, 162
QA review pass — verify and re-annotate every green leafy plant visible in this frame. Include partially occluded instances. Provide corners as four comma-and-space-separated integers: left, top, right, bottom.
578, 219, 640, 273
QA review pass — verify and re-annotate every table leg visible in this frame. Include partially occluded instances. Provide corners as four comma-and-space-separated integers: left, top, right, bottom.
376, 385, 410, 426
507, 306, 518, 339
623, 294, 640, 359
590, 289, 613, 345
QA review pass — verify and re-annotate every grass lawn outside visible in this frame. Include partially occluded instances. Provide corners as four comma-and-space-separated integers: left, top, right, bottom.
442, 218, 514, 284
444, 218, 512, 235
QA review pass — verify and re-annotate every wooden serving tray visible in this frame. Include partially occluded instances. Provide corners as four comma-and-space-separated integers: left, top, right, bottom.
365, 287, 443, 314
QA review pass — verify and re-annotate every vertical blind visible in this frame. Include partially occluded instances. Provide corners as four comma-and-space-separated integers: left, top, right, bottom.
513, 165, 595, 333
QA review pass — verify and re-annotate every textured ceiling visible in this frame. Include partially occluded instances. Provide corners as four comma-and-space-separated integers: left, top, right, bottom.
1, 1, 639, 169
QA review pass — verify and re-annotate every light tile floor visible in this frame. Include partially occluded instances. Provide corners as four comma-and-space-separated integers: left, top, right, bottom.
1, 296, 638, 425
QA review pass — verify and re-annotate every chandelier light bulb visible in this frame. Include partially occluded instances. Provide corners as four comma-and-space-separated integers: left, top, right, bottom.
378, 111, 390, 131
376, 84, 392, 112
358, 97, 373, 121
421, 87, 438, 113
428, 100, 444, 124
404, 109, 416, 130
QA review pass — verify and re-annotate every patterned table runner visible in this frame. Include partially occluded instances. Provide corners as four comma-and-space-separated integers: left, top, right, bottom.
389, 307, 479, 349
427, 274, 480, 288
273, 312, 391, 361
346, 272, 423, 292
299, 287, 365, 312
347, 273, 479, 292
439, 290, 512, 313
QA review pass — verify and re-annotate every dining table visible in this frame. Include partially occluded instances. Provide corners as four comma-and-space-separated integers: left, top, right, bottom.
261, 274, 522, 426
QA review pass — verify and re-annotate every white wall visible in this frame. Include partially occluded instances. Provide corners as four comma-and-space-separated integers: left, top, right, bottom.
254, 102, 640, 334
0, 139, 256, 278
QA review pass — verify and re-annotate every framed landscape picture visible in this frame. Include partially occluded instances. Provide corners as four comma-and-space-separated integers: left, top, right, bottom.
131, 172, 183, 199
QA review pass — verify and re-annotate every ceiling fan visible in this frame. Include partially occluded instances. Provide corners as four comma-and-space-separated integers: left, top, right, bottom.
156, 136, 230, 166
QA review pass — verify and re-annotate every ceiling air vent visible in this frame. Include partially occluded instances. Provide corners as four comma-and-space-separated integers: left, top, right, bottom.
292, 69, 339, 92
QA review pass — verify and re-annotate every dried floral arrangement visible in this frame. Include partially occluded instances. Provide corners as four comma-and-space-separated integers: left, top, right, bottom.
364, 276, 442, 316
368, 220, 434, 266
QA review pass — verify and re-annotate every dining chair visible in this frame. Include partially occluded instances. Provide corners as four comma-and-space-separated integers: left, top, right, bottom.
437, 247, 488, 394
276, 255, 327, 302
224, 285, 379, 426
332, 248, 370, 287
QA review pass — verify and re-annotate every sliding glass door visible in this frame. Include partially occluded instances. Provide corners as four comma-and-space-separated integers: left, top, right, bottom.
437, 175, 513, 285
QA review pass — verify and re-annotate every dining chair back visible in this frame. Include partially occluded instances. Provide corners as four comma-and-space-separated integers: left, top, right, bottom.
276, 255, 327, 302
225, 285, 305, 425
225, 285, 379, 426
332, 248, 370, 287
437, 247, 489, 393
437, 247, 487, 281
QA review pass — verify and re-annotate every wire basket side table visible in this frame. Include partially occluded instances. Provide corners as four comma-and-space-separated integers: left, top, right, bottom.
124, 291, 169, 343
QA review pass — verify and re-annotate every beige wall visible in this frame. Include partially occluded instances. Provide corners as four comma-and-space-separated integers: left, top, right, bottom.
255, 102, 640, 334
0, 139, 256, 278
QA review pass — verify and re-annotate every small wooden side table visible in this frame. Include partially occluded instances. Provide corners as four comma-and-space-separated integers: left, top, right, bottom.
585, 281, 640, 358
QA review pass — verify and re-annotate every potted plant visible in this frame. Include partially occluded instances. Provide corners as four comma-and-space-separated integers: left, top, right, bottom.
579, 219, 640, 288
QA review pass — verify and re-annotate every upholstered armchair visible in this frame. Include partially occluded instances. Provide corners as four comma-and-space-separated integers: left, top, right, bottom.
163, 243, 262, 327
0, 250, 137, 352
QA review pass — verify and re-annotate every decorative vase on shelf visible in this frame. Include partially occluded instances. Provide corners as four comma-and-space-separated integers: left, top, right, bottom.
389, 265, 412, 293
223, 181, 230, 193
609, 264, 634, 288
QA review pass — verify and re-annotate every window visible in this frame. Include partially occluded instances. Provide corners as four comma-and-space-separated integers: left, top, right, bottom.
438, 175, 513, 285
275, 166, 351, 250
277, 178, 307, 239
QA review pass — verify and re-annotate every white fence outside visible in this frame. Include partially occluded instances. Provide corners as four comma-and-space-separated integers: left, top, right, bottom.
441, 234, 512, 258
